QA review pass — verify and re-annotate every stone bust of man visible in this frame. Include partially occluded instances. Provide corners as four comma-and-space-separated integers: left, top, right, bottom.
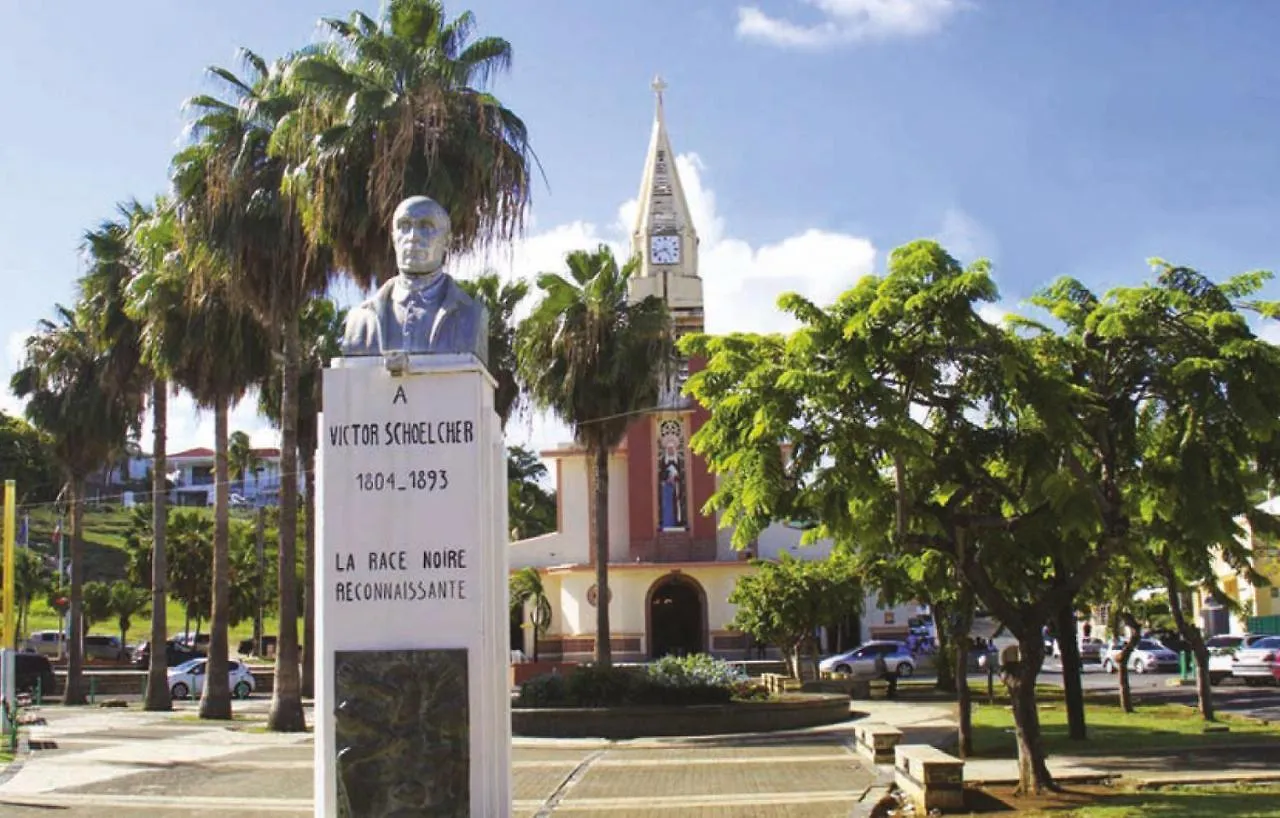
341, 195, 488, 366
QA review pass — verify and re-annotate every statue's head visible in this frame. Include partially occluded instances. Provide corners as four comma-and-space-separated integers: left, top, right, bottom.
392, 196, 450, 275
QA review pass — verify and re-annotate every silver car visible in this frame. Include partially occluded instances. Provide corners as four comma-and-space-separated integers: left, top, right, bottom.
819, 641, 915, 678
1232, 635, 1280, 686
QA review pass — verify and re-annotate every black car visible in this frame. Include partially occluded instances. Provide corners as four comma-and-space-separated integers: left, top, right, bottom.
132, 640, 205, 669
15, 653, 55, 696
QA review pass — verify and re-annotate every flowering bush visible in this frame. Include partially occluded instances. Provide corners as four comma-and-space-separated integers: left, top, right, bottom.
515, 654, 770, 708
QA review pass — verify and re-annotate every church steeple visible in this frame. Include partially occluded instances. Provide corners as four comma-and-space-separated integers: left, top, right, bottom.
629, 76, 703, 328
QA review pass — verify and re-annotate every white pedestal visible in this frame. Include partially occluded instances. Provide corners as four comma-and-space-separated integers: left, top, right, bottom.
316, 354, 510, 817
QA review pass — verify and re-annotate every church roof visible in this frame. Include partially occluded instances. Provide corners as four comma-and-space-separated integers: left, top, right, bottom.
631, 75, 698, 244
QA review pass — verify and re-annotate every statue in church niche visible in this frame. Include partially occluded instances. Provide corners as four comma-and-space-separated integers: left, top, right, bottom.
341, 195, 489, 366
657, 419, 687, 530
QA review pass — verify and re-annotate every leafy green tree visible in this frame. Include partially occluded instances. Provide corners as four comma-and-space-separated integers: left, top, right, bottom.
258, 296, 344, 699
0, 413, 59, 505
81, 581, 113, 634
125, 197, 195, 712
508, 445, 556, 540
228, 431, 260, 496
459, 273, 529, 429
519, 246, 673, 666
683, 241, 1108, 794
509, 567, 552, 661
729, 553, 863, 680
108, 580, 150, 649
279, 0, 534, 283
175, 49, 325, 733
11, 305, 135, 704
4, 548, 51, 639
167, 511, 213, 642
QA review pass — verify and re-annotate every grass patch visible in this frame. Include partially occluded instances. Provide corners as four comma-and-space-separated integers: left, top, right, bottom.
971, 697, 1280, 757
169, 713, 263, 724
988, 783, 1280, 817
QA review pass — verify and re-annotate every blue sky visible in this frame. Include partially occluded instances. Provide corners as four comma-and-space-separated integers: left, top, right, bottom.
3, 1, 1280, 453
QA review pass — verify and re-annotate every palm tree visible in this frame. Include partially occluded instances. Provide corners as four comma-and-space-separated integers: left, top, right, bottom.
258, 296, 345, 699
108, 580, 150, 650
124, 198, 190, 712
518, 246, 673, 665
228, 431, 259, 496
174, 50, 328, 731
509, 567, 551, 662
11, 306, 134, 703
278, 0, 536, 286
458, 272, 527, 429
167, 264, 270, 720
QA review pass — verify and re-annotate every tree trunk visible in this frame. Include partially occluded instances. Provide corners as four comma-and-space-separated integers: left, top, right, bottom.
1161, 553, 1215, 720
933, 599, 956, 693
1117, 612, 1141, 713
1003, 634, 1056, 795
200, 399, 232, 720
253, 507, 265, 657
268, 319, 306, 732
954, 591, 975, 758
144, 381, 171, 711
591, 444, 612, 667
1053, 601, 1087, 741
63, 477, 87, 705
301, 442, 316, 699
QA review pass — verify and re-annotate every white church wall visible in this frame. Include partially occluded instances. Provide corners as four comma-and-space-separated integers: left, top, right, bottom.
607, 453, 630, 563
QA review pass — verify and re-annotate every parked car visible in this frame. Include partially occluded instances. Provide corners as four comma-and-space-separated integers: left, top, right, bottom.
84, 634, 129, 662
167, 657, 256, 700
13, 653, 55, 696
1231, 635, 1280, 686
133, 639, 205, 669
1205, 634, 1269, 685
819, 641, 915, 678
1102, 638, 1179, 674
24, 630, 65, 657
1053, 637, 1105, 663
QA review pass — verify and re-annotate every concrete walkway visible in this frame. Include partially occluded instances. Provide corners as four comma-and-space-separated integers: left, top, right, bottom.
2, 697, 1277, 816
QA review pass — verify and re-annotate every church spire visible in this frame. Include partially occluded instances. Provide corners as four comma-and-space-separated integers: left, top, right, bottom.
630, 76, 699, 289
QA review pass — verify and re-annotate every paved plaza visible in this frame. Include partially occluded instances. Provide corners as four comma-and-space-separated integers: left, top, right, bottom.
0, 700, 898, 817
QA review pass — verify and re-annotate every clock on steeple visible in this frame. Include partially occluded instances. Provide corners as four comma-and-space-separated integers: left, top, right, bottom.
650, 235, 680, 265
628, 75, 703, 329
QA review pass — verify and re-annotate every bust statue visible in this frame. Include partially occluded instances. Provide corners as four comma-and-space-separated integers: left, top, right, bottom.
341, 196, 488, 366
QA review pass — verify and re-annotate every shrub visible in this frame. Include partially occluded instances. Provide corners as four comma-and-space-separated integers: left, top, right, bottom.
515, 654, 769, 708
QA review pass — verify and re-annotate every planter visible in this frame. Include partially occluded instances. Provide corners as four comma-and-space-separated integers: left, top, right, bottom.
510, 661, 579, 687
512, 693, 851, 739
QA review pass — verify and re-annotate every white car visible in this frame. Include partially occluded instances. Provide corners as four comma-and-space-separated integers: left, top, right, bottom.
818, 641, 915, 678
1205, 634, 1268, 685
1232, 635, 1280, 686
167, 657, 256, 700
1101, 639, 1179, 674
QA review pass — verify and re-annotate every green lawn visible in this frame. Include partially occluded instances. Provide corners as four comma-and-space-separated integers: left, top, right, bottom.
971, 696, 1280, 757
1017, 784, 1280, 817
13, 503, 301, 649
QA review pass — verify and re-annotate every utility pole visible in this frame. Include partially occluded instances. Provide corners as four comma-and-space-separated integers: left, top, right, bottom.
254, 506, 265, 657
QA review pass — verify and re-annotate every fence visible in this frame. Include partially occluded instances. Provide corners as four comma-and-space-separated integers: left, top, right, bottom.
1247, 615, 1280, 636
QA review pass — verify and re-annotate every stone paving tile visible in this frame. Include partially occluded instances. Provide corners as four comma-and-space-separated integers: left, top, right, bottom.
60, 765, 315, 800
606, 745, 849, 761
570, 760, 870, 800
513, 764, 575, 801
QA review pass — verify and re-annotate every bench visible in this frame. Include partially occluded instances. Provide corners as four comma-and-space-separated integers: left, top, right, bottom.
852, 721, 903, 764
894, 744, 964, 813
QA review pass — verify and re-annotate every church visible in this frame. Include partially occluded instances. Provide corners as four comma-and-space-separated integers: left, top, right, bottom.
508, 79, 917, 663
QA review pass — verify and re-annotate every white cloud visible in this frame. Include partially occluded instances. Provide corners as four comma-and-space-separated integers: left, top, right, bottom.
737, 0, 967, 49
935, 206, 998, 264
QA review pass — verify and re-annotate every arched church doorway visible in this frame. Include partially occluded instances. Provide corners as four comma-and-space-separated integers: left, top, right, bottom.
647, 574, 706, 658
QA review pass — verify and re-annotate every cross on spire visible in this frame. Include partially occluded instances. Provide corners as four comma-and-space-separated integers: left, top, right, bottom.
651, 74, 667, 107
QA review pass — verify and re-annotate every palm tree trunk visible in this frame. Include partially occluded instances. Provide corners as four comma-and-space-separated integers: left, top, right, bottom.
268, 319, 306, 732
592, 444, 612, 667
301, 440, 316, 699
64, 476, 87, 705
200, 398, 233, 719
144, 381, 171, 711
